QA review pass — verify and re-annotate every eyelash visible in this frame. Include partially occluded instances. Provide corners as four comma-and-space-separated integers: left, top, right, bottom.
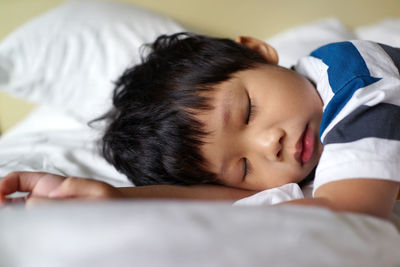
246, 96, 255, 124
243, 158, 250, 179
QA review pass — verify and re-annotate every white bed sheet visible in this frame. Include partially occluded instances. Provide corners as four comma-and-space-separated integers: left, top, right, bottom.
1, 201, 400, 267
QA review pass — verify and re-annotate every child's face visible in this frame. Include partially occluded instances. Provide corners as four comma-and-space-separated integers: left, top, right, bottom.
196, 64, 324, 191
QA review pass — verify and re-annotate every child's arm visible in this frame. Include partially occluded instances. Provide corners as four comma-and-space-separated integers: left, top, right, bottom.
0, 172, 256, 204
280, 178, 399, 219
118, 184, 256, 200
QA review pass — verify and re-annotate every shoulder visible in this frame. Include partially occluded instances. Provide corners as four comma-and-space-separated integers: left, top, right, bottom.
294, 41, 384, 97
311, 40, 400, 79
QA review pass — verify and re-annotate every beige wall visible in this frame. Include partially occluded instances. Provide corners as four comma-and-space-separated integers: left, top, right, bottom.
123, 0, 400, 38
1, 0, 399, 132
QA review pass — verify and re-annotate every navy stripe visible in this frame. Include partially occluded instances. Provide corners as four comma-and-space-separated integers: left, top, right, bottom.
379, 43, 400, 75
311, 42, 381, 136
324, 103, 400, 145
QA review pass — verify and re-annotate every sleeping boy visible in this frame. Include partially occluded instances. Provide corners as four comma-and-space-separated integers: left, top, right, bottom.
1, 33, 399, 219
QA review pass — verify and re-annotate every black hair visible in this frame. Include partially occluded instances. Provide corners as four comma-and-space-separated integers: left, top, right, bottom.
99, 32, 269, 186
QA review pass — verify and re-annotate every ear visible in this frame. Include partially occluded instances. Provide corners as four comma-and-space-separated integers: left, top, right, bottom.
236, 36, 278, 65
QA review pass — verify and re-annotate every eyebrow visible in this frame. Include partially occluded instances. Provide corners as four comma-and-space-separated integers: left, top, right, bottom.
222, 88, 235, 130
222, 100, 231, 130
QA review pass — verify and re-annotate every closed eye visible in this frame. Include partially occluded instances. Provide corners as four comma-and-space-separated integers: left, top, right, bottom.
243, 157, 251, 180
246, 91, 254, 124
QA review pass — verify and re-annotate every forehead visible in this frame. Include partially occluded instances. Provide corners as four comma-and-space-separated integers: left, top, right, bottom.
198, 73, 244, 130
195, 76, 243, 179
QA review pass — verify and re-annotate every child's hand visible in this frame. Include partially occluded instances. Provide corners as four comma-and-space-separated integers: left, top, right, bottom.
0, 171, 123, 205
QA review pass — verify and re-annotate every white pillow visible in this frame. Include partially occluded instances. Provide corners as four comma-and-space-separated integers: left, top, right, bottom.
355, 18, 400, 47
0, 0, 185, 122
266, 18, 357, 68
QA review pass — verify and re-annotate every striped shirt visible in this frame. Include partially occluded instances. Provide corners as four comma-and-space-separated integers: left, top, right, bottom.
295, 40, 400, 195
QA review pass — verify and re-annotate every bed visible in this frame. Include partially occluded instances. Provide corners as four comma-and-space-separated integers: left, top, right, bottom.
1, 1, 400, 266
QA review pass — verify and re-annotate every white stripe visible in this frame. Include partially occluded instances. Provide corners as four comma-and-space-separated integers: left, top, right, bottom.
313, 138, 400, 195
352, 40, 400, 78
295, 56, 334, 109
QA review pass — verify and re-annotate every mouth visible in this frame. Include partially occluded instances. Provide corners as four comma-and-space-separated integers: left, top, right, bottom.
294, 124, 315, 166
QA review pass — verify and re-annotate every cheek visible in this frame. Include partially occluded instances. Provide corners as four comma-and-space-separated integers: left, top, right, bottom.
248, 163, 287, 189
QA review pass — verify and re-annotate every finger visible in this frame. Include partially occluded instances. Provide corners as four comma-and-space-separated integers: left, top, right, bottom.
0, 172, 66, 200
29, 173, 65, 197
0, 194, 6, 204
0, 172, 44, 196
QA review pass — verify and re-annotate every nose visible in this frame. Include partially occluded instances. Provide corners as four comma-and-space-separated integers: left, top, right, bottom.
252, 127, 285, 162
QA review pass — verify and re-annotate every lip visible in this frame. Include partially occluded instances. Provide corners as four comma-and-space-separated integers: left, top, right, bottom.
294, 124, 315, 165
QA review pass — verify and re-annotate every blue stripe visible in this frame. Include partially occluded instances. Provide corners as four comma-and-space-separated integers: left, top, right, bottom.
311, 42, 381, 136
